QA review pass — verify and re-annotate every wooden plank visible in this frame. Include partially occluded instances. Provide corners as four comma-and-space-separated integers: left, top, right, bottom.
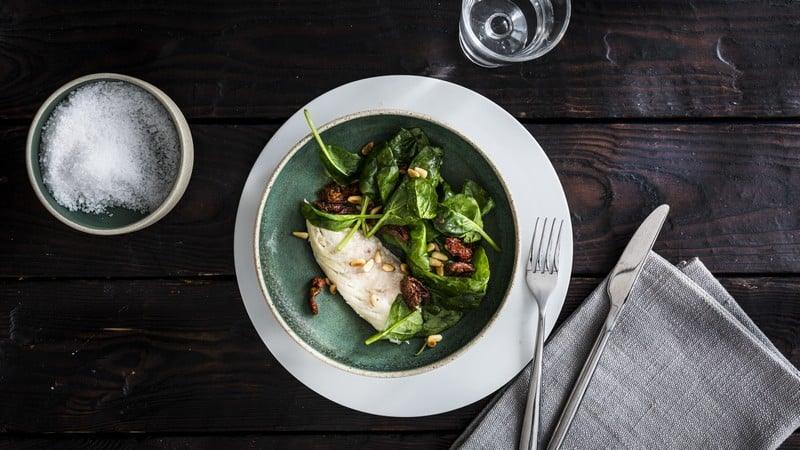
0, 276, 796, 433
4, 122, 800, 277
1, 0, 800, 120
0, 432, 796, 449
0, 433, 460, 450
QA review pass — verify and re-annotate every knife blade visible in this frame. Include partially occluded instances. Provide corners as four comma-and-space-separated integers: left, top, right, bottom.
547, 204, 670, 450
606, 204, 670, 318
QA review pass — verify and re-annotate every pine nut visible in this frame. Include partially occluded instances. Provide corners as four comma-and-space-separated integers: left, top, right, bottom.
431, 251, 449, 262
325, 277, 331, 284
407, 168, 420, 178
374, 250, 382, 265
433, 243, 440, 251
435, 265, 444, 276
350, 258, 366, 267
400, 263, 409, 274
329, 283, 337, 295
413, 167, 428, 178
426, 243, 436, 253
292, 231, 309, 240
426, 334, 443, 347
381, 263, 395, 272
363, 259, 375, 272
360, 141, 375, 155
370, 205, 382, 214
429, 258, 443, 268
347, 195, 362, 205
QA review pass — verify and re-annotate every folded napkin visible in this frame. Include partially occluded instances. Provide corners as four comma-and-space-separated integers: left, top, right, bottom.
454, 253, 800, 449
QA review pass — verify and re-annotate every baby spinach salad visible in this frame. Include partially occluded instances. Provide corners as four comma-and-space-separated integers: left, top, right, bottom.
301, 110, 500, 354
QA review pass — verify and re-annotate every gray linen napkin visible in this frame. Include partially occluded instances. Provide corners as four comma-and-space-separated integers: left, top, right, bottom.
454, 253, 800, 449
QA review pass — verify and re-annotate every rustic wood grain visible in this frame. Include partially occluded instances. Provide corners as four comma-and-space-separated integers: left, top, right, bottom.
1, 0, 800, 120
0, 433, 460, 450
0, 276, 796, 433
4, 122, 800, 278
1, 432, 798, 450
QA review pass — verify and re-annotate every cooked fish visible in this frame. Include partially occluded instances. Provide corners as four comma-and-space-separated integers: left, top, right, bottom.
306, 221, 403, 330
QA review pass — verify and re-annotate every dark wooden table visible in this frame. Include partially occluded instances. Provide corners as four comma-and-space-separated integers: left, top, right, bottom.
1, 1, 799, 448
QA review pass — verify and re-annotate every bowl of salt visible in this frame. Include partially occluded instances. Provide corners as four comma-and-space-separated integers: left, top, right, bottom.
26, 73, 193, 235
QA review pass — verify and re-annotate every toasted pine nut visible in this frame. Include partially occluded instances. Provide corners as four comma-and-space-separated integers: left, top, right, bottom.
426, 334, 443, 348
429, 258, 443, 268
413, 167, 428, 178
431, 251, 449, 262
347, 195, 363, 205
426, 243, 436, 253
433, 243, 440, 251
407, 168, 420, 178
435, 265, 444, 276
325, 277, 331, 284
370, 205, 382, 214
381, 263, 395, 272
329, 283, 338, 295
363, 259, 375, 272
400, 263, 409, 274
350, 258, 366, 267
292, 231, 309, 240
374, 250, 382, 265
360, 141, 375, 155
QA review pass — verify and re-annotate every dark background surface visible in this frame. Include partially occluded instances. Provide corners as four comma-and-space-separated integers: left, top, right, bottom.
1, 0, 799, 448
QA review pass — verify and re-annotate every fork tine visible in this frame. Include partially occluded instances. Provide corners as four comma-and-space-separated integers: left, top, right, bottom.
528, 217, 541, 267
535, 217, 549, 272
542, 218, 557, 273
551, 219, 564, 274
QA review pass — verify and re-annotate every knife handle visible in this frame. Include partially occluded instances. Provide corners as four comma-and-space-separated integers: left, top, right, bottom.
519, 313, 545, 450
546, 313, 617, 450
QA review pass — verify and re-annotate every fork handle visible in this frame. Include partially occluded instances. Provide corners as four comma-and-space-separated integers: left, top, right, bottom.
519, 313, 546, 450
546, 313, 616, 450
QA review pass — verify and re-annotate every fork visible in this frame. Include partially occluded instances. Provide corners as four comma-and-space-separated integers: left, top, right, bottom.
519, 217, 564, 450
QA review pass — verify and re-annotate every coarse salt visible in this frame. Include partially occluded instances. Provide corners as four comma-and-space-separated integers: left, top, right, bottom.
39, 81, 179, 214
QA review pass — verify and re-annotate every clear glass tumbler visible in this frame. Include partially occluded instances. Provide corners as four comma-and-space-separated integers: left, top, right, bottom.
459, 0, 571, 67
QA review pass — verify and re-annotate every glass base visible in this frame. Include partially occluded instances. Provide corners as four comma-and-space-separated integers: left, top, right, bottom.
459, 30, 505, 68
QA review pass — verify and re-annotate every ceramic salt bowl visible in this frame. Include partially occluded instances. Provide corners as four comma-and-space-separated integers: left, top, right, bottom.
26, 73, 194, 235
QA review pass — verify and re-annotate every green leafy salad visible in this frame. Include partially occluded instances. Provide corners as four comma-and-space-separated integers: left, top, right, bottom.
299, 111, 500, 354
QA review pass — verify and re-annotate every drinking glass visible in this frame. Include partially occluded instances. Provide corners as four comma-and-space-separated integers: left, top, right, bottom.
459, 0, 571, 67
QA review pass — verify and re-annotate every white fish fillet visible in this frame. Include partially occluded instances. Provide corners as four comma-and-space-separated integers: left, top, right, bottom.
306, 221, 403, 331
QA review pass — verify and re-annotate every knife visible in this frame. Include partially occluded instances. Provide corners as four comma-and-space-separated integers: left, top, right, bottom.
546, 204, 670, 450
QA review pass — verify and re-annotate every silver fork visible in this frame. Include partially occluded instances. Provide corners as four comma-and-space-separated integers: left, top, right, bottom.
519, 217, 564, 450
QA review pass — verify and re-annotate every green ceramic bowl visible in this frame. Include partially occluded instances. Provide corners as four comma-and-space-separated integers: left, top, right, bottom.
26, 73, 194, 235
255, 112, 518, 377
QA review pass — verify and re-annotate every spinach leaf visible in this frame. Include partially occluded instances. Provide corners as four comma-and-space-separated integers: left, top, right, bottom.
462, 179, 495, 216
406, 222, 491, 307
304, 110, 361, 185
301, 201, 381, 231
433, 194, 500, 251
366, 146, 445, 237
364, 296, 423, 344
440, 180, 456, 200
377, 229, 410, 258
387, 128, 430, 165
409, 146, 444, 183
359, 144, 399, 204
424, 221, 440, 243
407, 178, 438, 219
365, 179, 413, 237
418, 300, 463, 336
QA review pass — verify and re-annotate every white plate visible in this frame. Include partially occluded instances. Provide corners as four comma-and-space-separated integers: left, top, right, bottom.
233, 75, 572, 417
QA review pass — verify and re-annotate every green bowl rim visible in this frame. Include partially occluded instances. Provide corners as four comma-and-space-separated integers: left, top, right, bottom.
253, 109, 520, 378
25, 72, 195, 235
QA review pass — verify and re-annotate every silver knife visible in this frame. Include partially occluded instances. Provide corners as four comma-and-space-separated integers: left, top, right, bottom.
547, 204, 670, 450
